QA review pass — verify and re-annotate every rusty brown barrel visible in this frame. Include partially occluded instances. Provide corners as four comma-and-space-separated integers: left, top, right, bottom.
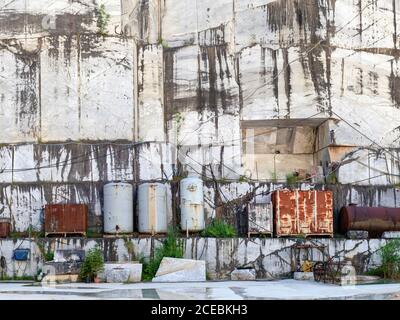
340, 205, 400, 237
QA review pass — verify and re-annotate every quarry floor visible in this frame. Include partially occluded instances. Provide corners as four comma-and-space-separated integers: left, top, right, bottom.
0, 280, 399, 300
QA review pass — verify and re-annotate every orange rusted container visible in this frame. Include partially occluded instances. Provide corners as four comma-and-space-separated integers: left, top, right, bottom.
272, 190, 333, 237
0, 219, 11, 238
45, 204, 88, 236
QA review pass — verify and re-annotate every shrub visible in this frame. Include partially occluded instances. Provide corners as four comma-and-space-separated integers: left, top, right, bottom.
44, 251, 54, 262
201, 219, 236, 238
379, 240, 400, 279
286, 173, 298, 184
79, 247, 104, 282
141, 228, 183, 281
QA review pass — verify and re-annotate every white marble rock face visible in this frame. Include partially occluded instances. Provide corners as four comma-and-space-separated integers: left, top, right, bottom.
152, 258, 206, 282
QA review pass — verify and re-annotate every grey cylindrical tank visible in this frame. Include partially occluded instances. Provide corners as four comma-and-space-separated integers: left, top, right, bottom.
138, 183, 168, 234
180, 176, 205, 232
103, 182, 134, 234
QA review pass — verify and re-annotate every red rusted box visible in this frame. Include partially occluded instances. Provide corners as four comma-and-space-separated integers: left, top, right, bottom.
272, 190, 333, 237
0, 219, 11, 238
45, 204, 88, 236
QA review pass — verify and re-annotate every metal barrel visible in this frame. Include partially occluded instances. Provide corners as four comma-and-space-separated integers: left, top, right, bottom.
340, 205, 400, 237
137, 183, 168, 234
103, 182, 134, 234
180, 176, 205, 232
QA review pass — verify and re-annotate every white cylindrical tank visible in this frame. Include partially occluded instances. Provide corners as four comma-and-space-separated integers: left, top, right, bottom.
103, 182, 134, 234
180, 176, 205, 232
138, 183, 168, 234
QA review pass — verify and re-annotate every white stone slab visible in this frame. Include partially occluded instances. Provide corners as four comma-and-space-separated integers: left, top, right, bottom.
152, 258, 206, 282
230, 268, 256, 281
382, 232, 400, 239
104, 263, 142, 283
293, 272, 314, 281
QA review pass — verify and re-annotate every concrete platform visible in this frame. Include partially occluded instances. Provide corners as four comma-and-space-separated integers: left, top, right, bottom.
0, 280, 399, 300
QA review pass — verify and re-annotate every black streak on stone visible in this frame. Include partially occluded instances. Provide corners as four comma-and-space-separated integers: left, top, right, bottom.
389, 60, 400, 108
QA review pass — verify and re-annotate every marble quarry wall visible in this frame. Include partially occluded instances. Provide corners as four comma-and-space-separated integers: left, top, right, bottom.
0, 1, 400, 232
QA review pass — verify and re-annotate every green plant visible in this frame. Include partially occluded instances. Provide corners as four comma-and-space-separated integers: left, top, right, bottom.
379, 240, 400, 279
44, 251, 54, 262
26, 226, 44, 238
238, 175, 249, 183
286, 173, 299, 185
158, 37, 169, 48
201, 219, 236, 238
123, 237, 136, 261
97, 4, 110, 36
86, 230, 103, 238
364, 266, 384, 277
141, 228, 183, 281
326, 171, 338, 184
79, 247, 105, 283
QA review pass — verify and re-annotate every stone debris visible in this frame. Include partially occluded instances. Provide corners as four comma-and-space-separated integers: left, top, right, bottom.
382, 232, 400, 239
54, 250, 85, 263
152, 258, 206, 282
230, 268, 256, 281
103, 263, 142, 283
346, 230, 369, 239
293, 272, 314, 281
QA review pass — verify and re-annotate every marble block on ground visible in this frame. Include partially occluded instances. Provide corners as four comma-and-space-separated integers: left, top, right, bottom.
43, 262, 81, 275
104, 263, 142, 283
293, 272, 314, 281
230, 268, 256, 281
346, 230, 369, 239
382, 231, 400, 239
152, 258, 206, 282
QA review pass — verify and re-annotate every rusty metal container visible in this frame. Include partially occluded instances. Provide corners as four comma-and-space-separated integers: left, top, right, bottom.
0, 219, 11, 238
272, 190, 333, 237
45, 204, 88, 236
247, 203, 273, 236
340, 205, 400, 238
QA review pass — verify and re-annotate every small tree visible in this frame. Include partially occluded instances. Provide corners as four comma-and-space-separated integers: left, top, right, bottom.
79, 247, 104, 283
97, 4, 110, 36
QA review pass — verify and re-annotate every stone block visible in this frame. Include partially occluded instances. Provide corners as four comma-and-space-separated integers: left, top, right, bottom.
104, 263, 142, 283
54, 250, 85, 262
346, 230, 369, 239
382, 232, 400, 239
152, 258, 206, 282
41, 274, 79, 285
42, 262, 81, 275
293, 272, 314, 281
230, 268, 256, 281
